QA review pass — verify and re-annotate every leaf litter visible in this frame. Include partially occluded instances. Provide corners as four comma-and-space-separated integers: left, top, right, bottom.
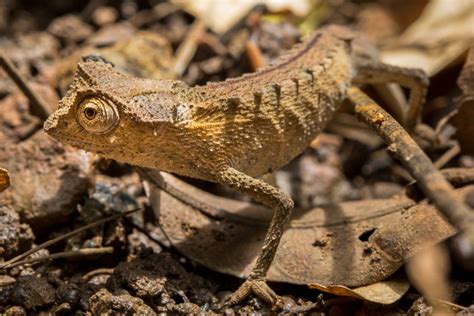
0, 0, 473, 314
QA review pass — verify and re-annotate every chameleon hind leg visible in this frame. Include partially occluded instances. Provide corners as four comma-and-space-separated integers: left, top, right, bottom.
215, 166, 294, 306
353, 61, 429, 130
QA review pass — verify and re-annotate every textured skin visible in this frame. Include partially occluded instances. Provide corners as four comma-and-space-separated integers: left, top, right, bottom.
44, 25, 361, 181
44, 24, 428, 306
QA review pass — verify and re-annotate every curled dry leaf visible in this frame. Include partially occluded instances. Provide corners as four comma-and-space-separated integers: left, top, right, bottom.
309, 276, 410, 305
145, 169, 459, 286
380, 0, 474, 76
0, 167, 10, 192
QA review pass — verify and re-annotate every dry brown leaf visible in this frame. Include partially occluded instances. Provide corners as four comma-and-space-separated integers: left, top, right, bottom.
380, 0, 474, 76
0, 167, 10, 192
309, 276, 410, 305
144, 169, 459, 286
171, 0, 312, 34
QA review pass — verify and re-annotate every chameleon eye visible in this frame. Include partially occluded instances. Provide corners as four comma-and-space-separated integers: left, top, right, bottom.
77, 97, 119, 134
84, 107, 97, 120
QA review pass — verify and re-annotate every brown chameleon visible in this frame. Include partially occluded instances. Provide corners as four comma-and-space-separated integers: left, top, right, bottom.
44, 25, 428, 306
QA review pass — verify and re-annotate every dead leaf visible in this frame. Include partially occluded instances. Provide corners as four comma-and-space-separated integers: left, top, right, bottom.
0, 167, 10, 192
171, 0, 312, 34
144, 169, 459, 286
309, 276, 410, 305
380, 0, 474, 76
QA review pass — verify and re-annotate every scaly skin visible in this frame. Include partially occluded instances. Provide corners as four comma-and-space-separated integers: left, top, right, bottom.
44, 24, 428, 306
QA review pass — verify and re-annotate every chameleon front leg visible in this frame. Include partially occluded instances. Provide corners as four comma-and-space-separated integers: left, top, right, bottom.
353, 62, 429, 130
214, 166, 294, 306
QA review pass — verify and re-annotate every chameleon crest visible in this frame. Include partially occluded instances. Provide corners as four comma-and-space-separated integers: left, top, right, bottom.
45, 25, 363, 180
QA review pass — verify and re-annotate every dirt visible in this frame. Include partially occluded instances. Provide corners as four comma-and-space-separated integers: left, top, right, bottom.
0, 0, 473, 314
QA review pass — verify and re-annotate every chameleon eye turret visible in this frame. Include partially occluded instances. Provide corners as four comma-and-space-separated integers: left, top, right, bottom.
76, 97, 119, 134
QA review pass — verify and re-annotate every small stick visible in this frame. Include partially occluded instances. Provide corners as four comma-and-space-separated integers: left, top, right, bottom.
5, 247, 114, 270
347, 87, 474, 234
434, 143, 461, 169
0, 53, 51, 120
0, 208, 141, 269
81, 268, 115, 281
439, 167, 474, 186
172, 19, 206, 77
245, 39, 265, 71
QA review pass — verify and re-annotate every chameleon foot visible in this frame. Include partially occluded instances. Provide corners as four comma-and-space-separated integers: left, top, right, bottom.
226, 278, 281, 306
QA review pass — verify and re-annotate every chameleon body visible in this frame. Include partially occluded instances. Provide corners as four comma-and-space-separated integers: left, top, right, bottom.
44, 25, 427, 305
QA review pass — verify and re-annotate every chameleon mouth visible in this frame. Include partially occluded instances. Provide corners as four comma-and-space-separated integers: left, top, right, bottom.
49, 131, 110, 150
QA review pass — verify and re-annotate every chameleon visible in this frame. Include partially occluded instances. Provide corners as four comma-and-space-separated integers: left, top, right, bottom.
44, 24, 428, 306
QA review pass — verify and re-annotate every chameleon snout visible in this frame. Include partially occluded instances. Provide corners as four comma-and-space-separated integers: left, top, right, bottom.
43, 113, 59, 135
44, 111, 70, 138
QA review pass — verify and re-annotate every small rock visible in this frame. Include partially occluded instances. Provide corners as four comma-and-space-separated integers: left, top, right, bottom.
0, 90, 42, 144
110, 250, 214, 303
10, 275, 55, 310
86, 22, 136, 47
4, 306, 26, 316
0, 131, 91, 230
88, 288, 156, 315
48, 14, 93, 42
91, 6, 119, 26
0, 205, 34, 259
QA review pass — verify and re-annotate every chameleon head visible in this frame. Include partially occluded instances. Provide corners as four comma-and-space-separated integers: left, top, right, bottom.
44, 89, 125, 155
44, 58, 189, 167
43, 59, 138, 158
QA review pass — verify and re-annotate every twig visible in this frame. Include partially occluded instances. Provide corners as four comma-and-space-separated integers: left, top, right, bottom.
123, 216, 171, 249
81, 268, 115, 282
434, 142, 461, 169
348, 87, 474, 233
245, 39, 265, 71
1, 208, 141, 269
439, 167, 474, 186
5, 247, 114, 270
0, 53, 51, 120
172, 19, 206, 77
406, 168, 474, 200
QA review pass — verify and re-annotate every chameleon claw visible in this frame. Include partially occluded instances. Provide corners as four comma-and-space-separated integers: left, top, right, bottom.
226, 278, 282, 307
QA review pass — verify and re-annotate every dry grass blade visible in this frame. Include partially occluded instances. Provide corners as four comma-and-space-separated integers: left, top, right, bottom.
245, 39, 265, 71
5, 247, 114, 270
0, 208, 141, 269
172, 19, 206, 77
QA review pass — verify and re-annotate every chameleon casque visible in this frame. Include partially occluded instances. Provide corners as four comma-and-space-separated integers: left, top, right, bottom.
44, 25, 428, 306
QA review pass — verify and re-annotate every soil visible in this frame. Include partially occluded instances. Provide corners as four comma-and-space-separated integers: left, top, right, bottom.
0, 0, 473, 314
